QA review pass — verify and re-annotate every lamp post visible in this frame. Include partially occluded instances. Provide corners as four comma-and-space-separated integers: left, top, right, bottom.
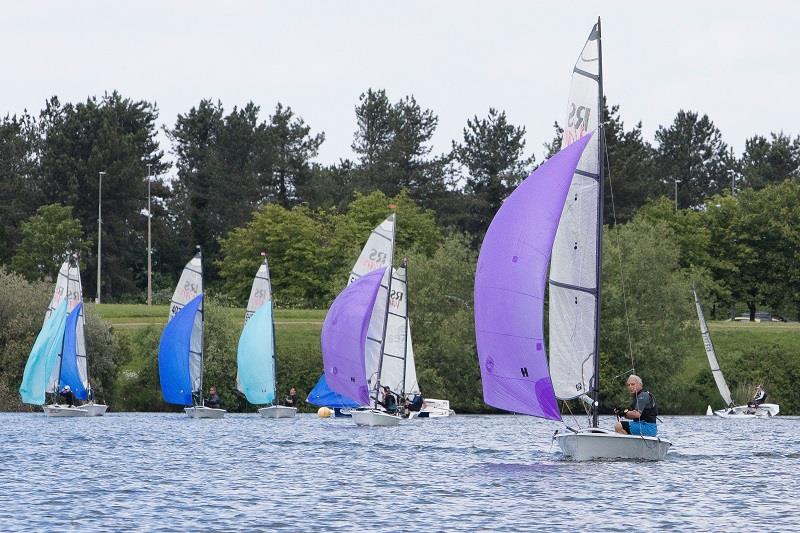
147, 164, 153, 306
96, 171, 106, 304
730, 170, 736, 197
674, 178, 681, 212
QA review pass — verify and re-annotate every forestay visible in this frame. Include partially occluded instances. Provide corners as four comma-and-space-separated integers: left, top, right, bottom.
475, 135, 592, 419
169, 252, 204, 395
45, 258, 88, 397
236, 258, 276, 404
692, 288, 733, 406
548, 22, 603, 401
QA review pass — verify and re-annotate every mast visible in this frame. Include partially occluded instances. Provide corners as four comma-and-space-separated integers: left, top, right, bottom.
591, 16, 604, 428
373, 209, 397, 408
198, 245, 205, 407
267, 256, 278, 405
54, 255, 71, 401
400, 257, 409, 404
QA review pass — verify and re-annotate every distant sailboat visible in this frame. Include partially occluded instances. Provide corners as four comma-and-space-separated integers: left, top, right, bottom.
237, 253, 296, 418
20, 254, 107, 417
692, 288, 779, 418
159, 248, 224, 418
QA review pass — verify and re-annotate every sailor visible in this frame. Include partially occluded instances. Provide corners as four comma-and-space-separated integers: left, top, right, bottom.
58, 385, 76, 407
205, 386, 221, 409
379, 386, 398, 414
613, 375, 658, 437
405, 393, 424, 413
748, 385, 767, 408
284, 387, 298, 408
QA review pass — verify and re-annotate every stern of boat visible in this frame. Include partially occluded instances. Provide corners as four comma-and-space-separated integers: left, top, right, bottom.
258, 406, 297, 418
554, 428, 671, 461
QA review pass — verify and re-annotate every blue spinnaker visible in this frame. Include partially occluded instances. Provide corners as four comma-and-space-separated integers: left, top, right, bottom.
58, 303, 88, 400
20, 301, 68, 405
237, 301, 275, 404
306, 374, 360, 408
159, 294, 203, 406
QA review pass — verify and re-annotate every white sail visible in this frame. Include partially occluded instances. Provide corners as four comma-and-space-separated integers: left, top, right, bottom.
548, 22, 602, 400
376, 264, 419, 397
348, 214, 395, 285
169, 252, 204, 394
46, 257, 88, 394
237, 257, 273, 395
692, 288, 733, 406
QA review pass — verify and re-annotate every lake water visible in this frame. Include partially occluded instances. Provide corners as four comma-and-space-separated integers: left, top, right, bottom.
2, 412, 798, 531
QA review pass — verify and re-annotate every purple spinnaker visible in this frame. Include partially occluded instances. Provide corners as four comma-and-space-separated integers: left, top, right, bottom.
474, 133, 593, 420
322, 267, 386, 406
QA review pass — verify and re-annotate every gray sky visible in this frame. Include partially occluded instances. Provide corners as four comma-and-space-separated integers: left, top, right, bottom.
4, 1, 799, 172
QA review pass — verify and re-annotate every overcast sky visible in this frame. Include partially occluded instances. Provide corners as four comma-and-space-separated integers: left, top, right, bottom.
3, 1, 798, 172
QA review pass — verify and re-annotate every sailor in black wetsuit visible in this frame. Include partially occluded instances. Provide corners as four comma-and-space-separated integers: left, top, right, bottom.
379, 386, 398, 414
613, 374, 658, 437
205, 386, 221, 409
58, 385, 76, 407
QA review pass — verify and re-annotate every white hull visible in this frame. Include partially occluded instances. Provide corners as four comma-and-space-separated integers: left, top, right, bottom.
44, 404, 88, 417
411, 398, 455, 418
554, 428, 671, 461
352, 409, 400, 427
714, 403, 779, 418
184, 406, 226, 419
258, 406, 297, 418
80, 403, 108, 416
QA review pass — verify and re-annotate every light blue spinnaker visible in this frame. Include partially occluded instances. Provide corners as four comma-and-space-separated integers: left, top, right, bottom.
237, 302, 276, 404
20, 300, 69, 405
159, 294, 204, 406
58, 303, 88, 400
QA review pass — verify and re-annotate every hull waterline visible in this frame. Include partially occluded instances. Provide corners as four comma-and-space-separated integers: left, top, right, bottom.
352, 409, 400, 427
258, 405, 297, 418
184, 406, 226, 419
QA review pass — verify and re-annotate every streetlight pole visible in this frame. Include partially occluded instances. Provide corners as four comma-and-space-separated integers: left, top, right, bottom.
731, 171, 736, 197
147, 164, 153, 306
96, 171, 106, 304
674, 178, 681, 212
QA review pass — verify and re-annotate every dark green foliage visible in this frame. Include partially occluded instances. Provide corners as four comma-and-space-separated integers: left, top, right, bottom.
654, 110, 736, 209
452, 108, 533, 237
740, 132, 800, 190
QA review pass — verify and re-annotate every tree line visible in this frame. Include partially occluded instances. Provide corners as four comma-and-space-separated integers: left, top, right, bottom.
2, 90, 799, 308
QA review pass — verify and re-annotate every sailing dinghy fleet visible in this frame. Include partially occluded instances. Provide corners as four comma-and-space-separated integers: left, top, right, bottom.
17, 18, 785, 464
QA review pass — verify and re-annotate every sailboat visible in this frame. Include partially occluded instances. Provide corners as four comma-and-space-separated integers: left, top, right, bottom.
475, 19, 670, 461
692, 288, 779, 418
20, 254, 107, 417
237, 253, 296, 418
321, 213, 419, 426
158, 248, 224, 419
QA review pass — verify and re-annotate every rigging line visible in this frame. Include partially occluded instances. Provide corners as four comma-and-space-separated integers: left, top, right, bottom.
602, 127, 636, 373
562, 400, 584, 430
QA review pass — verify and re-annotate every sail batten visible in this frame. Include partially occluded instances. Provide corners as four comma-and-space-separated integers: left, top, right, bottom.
475, 134, 593, 420
692, 288, 733, 406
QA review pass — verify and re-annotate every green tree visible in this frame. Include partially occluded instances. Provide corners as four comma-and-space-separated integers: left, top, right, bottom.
599, 217, 696, 412
11, 204, 88, 281
217, 204, 332, 307
740, 132, 800, 191
351, 89, 445, 203
0, 113, 41, 264
36, 92, 167, 300
654, 110, 735, 208
452, 108, 533, 236
409, 233, 483, 412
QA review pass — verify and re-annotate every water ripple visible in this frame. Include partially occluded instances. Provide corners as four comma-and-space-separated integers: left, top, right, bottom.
1, 413, 799, 530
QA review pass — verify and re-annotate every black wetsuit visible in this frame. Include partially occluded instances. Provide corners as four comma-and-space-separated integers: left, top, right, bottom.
206, 393, 221, 409
284, 394, 298, 407
59, 389, 76, 407
381, 393, 398, 414
620, 390, 658, 435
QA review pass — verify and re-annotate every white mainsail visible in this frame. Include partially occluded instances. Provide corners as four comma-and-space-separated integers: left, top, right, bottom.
692, 288, 733, 407
169, 251, 204, 395
375, 263, 419, 397
348, 214, 395, 284
46, 256, 88, 394
548, 22, 602, 401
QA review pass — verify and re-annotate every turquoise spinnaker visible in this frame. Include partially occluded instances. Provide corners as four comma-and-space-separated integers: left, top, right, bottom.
237, 302, 275, 404
20, 300, 69, 405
